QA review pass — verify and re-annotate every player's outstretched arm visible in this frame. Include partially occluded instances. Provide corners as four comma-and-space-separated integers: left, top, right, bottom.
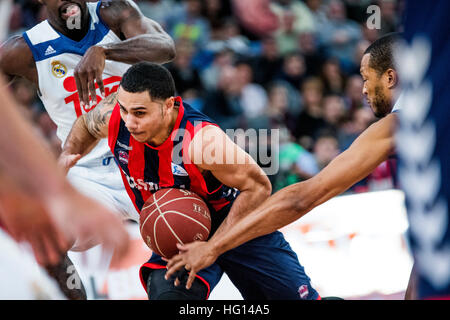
74, 0, 175, 106
208, 114, 397, 251
60, 92, 117, 172
166, 114, 397, 288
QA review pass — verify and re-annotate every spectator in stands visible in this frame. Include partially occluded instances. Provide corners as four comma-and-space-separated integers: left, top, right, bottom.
298, 32, 325, 77
234, 59, 268, 121
343, 74, 365, 115
304, 0, 328, 29
166, 39, 205, 110
248, 81, 298, 133
320, 57, 346, 95
200, 0, 233, 28
276, 51, 307, 90
251, 36, 284, 86
200, 48, 235, 90
136, 0, 180, 26
293, 77, 327, 149
165, 0, 211, 49
317, 0, 362, 73
202, 65, 245, 130
377, 0, 399, 35
167, 40, 204, 97
321, 94, 346, 136
294, 131, 340, 180
203, 17, 251, 56
9, 0, 45, 33
230, 0, 279, 39
343, 0, 371, 24
348, 38, 370, 75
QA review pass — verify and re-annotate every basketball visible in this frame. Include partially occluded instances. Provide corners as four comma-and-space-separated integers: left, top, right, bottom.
139, 188, 211, 258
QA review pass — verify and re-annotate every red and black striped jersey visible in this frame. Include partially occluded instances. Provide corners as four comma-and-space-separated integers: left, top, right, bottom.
108, 97, 239, 226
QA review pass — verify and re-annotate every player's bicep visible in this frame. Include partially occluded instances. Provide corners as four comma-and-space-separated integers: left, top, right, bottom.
188, 126, 266, 191
84, 92, 118, 139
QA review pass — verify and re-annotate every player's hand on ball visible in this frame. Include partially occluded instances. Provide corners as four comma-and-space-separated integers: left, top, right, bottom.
73, 46, 106, 108
165, 241, 219, 289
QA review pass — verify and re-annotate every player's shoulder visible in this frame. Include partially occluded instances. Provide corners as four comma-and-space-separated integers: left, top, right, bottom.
0, 35, 35, 77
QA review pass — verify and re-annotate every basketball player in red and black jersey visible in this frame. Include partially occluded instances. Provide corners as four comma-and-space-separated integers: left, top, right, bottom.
60, 62, 321, 300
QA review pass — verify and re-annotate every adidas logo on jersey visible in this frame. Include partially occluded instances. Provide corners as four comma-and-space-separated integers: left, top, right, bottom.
45, 45, 56, 56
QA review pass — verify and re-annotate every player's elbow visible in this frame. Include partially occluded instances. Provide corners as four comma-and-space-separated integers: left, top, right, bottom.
256, 174, 272, 199
162, 38, 176, 62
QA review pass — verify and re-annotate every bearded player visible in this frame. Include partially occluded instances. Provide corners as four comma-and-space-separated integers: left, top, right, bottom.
0, 0, 175, 298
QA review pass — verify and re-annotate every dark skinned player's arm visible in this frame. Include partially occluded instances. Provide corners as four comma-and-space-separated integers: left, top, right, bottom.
98, 0, 175, 64
205, 113, 397, 257
59, 92, 117, 171
189, 125, 272, 238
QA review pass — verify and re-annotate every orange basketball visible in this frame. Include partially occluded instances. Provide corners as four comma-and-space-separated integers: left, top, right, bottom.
139, 188, 211, 258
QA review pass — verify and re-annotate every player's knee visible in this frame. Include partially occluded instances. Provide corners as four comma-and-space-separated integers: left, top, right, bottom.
146, 268, 208, 300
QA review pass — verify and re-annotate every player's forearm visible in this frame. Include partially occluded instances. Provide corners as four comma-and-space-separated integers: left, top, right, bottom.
100, 34, 175, 65
62, 115, 100, 159
208, 182, 317, 256
207, 179, 273, 251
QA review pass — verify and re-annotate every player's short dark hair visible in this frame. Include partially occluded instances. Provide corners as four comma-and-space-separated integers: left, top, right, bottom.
364, 32, 401, 76
120, 62, 176, 100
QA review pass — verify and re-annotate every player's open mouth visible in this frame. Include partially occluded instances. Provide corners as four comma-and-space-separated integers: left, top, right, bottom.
60, 3, 81, 20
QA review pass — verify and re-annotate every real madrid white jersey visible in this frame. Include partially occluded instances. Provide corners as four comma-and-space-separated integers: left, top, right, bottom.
22, 1, 130, 166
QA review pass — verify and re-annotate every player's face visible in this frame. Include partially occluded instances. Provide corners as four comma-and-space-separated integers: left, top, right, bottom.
39, 0, 87, 30
117, 87, 172, 145
360, 54, 393, 118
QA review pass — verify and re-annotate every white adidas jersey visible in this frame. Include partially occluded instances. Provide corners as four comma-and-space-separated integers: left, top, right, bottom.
23, 2, 130, 166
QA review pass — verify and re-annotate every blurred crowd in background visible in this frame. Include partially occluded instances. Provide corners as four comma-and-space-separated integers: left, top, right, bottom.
5, 0, 403, 193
